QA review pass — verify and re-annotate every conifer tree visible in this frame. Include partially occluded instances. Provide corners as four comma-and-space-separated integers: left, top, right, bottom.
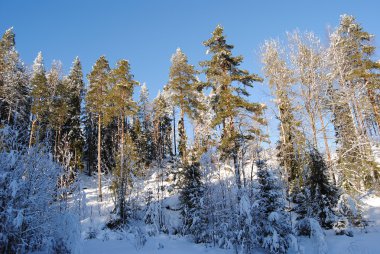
137, 83, 154, 165
328, 15, 379, 191
254, 159, 292, 254
47, 61, 70, 158
108, 59, 138, 221
201, 25, 264, 191
165, 48, 201, 163
293, 145, 339, 233
0, 28, 29, 127
29, 52, 48, 147
179, 153, 206, 242
63, 57, 85, 171
153, 92, 173, 161
86, 56, 111, 201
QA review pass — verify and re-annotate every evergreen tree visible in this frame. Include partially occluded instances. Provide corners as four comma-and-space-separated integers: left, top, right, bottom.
201, 25, 264, 191
254, 159, 292, 254
108, 59, 139, 222
29, 52, 48, 147
179, 153, 207, 243
86, 56, 111, 201
63, 57, 85, 171
328, 15, 379, 192
294, 145, 338, 229
137, 83, 154, 165
165, 48, 201, 163
47, 61, 69, 158
0, 28, 29, 127
152, 92, 173, 161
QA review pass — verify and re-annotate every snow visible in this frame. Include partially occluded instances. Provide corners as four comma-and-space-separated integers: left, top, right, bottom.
78, 171, 236, 254
76, 169, 380, 254
296, 193, 380, 254
82, 235, 233, 254
75, 156, 380, 254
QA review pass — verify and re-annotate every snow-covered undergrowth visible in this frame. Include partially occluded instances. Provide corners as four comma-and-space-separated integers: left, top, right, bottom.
79, 167, 380, 254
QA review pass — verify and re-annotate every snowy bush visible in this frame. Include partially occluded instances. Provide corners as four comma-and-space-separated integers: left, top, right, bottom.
295, 218, 327, 254
0, 127, 80, 253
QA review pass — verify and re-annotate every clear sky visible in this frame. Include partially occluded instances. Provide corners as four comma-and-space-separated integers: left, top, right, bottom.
1, 0, 379, 142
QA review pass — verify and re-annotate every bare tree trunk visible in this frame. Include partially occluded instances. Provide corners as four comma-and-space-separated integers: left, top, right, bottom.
173, 108, 176, 156
29, 118, 37, 148
317, 109, 331, 161
119, 115, 125, 222
306, 105, 318, 148
317, 108, 335, 184
7, 107, 12, 124
98, 115, 103, 202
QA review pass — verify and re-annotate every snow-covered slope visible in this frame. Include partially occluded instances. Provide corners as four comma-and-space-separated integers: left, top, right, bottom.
298, 193, 380, 254
78, 167, 380, 254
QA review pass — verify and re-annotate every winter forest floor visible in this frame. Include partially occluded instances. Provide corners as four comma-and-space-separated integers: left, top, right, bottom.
78, 172, 380, 254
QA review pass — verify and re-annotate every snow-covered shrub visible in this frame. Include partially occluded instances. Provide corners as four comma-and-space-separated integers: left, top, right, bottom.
0, 127, 80, 253
332, 193, 364, 236
295, 218, 327, 254
132, 226, 147, 250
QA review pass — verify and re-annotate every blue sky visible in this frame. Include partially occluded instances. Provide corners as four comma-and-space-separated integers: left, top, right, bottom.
1, 0, 379, 142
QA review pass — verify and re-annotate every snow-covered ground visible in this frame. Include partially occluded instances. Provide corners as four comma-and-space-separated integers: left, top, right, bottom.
78, 172, 380, 254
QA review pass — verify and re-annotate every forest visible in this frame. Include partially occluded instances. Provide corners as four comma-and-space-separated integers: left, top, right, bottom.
0, 14, 380, 254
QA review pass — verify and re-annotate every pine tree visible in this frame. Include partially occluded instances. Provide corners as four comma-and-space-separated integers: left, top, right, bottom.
86, 56, 111, 201
137, 83, 154, 165
47, 61, 70, 158
165, 48, 201, 163
201, 25, 264, 191
108, 59, 139, 222
152, 92, 173, 161
29, 52, 48, 147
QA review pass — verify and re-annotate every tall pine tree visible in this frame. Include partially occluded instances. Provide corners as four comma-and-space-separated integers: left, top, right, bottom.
86, 56, 111, 201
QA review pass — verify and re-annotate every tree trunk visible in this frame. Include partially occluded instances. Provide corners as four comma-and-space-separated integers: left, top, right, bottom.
7, 107, 12, 125
29, 118, 37, 148
119, 115, 125, 222
97, 115, 103, 202
173, 108, 176, 156
317, 108, 335, 185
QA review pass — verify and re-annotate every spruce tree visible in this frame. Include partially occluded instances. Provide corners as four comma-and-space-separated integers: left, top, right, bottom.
0, 28, 29, 127
298, 145, 338, 229
86, 56, 111, 201
254, 159, 292, 254
328, 15, 379, 191
63, 57, 85, 171
179, 153, 206, 243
